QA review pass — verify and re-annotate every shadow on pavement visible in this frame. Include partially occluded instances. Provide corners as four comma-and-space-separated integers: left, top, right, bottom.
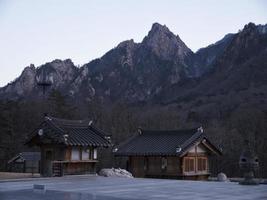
0, 189, 141, 200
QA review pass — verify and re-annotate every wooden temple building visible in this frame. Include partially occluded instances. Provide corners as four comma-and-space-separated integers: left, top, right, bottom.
26, 115, 111, 177
114, 127, 222, 180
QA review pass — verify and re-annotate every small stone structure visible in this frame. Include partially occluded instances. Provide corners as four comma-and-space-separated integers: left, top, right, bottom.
217, 172, 228, 182
239, 140, 259, 185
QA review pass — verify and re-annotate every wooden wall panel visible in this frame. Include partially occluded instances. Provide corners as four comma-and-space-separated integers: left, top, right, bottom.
65, 147, 71, 160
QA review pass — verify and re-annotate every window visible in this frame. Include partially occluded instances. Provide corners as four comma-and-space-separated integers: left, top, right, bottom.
197, 157, 207, 171
82, 148, 90, 160
71, 148, 80, 160
161, 157, 167, 171
184, 157, 195, 172
93, 149, 97, 160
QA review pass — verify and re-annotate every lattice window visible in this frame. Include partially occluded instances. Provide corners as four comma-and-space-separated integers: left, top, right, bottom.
71, 148, 80, 160
184, 157, 195, 172
197, 157, 207, 171
82, 148, 90, 160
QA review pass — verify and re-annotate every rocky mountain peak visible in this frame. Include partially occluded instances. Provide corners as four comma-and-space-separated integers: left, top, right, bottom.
20, 64, 36, 80
142, 23, 192, 61
35, 59, 78, 89
117, 39, 136, 49
243, 22, 256, 30
238, 22, 267, 37
21, 64, 36, 75
1, 22, 266, 104
210, 22, 267, 71
257, 24, 267, 35
150, 23, 170, 35
237, 22, 267, 45
0, 64, 37, 97
47, 59, 76, 71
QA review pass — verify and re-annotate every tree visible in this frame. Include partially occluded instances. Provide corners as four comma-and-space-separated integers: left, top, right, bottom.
47, 89, 77, 119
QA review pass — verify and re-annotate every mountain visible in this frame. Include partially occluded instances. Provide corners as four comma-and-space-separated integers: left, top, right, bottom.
188, 22, 267, 97
190, 33, 235, 77
72, 23, 194, 103
0, 23, 194, 102
0, 22, 267, 106
158, 22, 267, 124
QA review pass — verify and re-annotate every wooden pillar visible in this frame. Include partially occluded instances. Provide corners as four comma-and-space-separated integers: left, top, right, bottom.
195, 145, 197, 173
23, 161, 26, 173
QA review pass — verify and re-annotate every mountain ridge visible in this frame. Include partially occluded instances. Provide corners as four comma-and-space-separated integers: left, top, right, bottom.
1, 22, 266, 105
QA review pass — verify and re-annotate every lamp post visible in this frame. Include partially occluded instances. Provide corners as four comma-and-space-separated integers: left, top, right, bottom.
36, 69, 53, 98
239, 140, 259, 185
36, 69, 53, 114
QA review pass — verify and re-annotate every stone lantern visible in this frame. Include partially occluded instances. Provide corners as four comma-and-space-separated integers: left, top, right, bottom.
239, 140, 259, 185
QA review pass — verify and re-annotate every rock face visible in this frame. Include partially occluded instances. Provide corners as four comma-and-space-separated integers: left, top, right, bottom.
190, 33, 235, 77
141, 23, 192, 62
5, 65, 37, 96
0, 22, 267, 106
73, 22, 193, 103
0, 59, 78, 99
98, 168, 133, 178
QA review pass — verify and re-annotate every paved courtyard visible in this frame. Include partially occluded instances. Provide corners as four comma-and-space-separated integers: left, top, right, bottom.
0, 176, 266, 200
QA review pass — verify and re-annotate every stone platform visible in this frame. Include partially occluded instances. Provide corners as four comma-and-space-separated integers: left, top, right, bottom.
0, 176, 266, 200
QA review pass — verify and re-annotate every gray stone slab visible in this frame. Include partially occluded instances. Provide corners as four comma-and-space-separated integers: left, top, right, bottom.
0, 176, 266, 200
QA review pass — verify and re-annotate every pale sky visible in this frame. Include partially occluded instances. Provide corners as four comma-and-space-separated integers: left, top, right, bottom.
0, 0, 267, 87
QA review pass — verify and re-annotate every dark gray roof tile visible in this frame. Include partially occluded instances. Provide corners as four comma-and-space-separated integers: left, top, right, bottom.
114, 128, 221, 156
26, 116, 111, 147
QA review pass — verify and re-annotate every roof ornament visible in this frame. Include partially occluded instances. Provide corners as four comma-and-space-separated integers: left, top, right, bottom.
197, 126, 204, 133
105, 136, 111, 142
176, 146, 182, 153
113, 147, 118, 153
137, 127, 142, 135
88, 120, 93, 126
38, 129, 43, 136
64, 134, 69, 142
44, 114, 51, 121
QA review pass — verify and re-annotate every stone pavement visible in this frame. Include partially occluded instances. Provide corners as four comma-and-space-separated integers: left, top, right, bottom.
0, 176, 266, 200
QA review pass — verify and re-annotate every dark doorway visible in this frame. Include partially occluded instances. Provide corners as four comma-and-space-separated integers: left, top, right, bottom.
43, 150, 53, 176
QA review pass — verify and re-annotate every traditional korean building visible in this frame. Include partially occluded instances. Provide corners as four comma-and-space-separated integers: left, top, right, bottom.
114, 127, 222, 180
26, 115, 111, 177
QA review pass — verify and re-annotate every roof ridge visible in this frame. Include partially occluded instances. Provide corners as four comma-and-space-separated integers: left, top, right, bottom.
49, 116, 89, 124
21, 151, 40, 154
89, 126, 112, 147
45, 117, 66, 134
141, 128, 198, 134
114, 134, 138, 152
180, 129, 203, 149
89, 125, 110, 137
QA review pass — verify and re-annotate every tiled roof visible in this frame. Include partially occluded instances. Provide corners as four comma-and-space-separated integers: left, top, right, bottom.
114, 128, 221, 156
26, 116, 111, 147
